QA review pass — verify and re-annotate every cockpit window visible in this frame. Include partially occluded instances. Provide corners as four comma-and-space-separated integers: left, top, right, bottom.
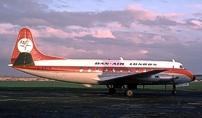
179, 65, 183, 68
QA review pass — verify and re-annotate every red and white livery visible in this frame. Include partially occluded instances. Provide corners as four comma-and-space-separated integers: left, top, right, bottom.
8, 28, 196, 96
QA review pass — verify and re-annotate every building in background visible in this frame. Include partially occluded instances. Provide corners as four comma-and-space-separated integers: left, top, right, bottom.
0, 76, 54, 81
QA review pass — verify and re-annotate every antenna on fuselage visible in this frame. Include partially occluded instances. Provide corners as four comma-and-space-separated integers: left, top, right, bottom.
120, 57, 123, 60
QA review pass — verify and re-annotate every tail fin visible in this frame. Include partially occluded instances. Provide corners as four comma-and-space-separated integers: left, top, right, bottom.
10, 28, 64, 65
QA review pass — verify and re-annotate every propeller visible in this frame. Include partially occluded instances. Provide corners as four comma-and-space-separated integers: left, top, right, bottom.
172, 59, 175, 79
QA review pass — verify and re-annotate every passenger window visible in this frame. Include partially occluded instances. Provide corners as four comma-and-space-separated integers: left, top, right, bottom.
143, 68, 146, 72
88, 67, 91, 72
136, 68, 139, 73
120, 67, 123, 72
128, 68, 131, 73
112, 67, 116, 72
79, 67, 83, 72
104, 67, 108, 72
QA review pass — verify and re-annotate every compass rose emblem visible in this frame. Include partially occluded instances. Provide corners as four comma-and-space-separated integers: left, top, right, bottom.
17, 38, 33, 52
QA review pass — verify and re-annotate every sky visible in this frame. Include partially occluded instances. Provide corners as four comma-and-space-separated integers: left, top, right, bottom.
0, 0, 202, 76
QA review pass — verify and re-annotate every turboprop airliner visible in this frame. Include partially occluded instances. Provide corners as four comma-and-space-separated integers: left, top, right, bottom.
8, 28, 196, 96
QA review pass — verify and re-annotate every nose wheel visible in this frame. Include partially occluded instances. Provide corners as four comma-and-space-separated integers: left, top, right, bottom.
172, 90, 177, 95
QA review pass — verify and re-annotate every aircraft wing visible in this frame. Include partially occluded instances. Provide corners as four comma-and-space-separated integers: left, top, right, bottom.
96, 69, 167, 84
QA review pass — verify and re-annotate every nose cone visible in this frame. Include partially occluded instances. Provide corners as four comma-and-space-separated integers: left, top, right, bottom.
185, 69, 195, 81
192, 75, 196, 81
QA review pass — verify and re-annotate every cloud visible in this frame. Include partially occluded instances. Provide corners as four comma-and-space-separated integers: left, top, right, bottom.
90, 30, 115, 39
138, 16, 178, 26
152, 35, 166, 42
183, 19, 202, 30
0, 0, 202, 75
42, 27, 70, 38
38, 44, 104, 59
17, 18, 50, 26
106, 22, 123, 29
193, 4, 202, 9
139, 50, 148, 54
0, 23, 19, 29
190, 20, 202, 29
29, 27, 115, 39
126, 4, 142, 10
164, 13, 184, 19
126, 4, 157, 20
0, 23, 19, 35
191, 20, 202, 26
192, 12, 202, 17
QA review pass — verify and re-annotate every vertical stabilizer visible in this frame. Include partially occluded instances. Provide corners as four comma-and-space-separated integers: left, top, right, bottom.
10, 28, 64, 65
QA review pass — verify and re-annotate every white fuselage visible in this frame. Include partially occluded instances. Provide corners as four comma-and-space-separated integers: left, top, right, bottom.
13, 59, 193, 85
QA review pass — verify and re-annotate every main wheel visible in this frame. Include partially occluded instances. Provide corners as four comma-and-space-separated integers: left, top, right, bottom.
125, 89, 133, 97
109, 88, 116, 95
172, 90, 177, 95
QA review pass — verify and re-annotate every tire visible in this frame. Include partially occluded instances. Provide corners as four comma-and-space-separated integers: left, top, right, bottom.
172, 90, 177, 95
125, 89, 133, 97
109, 88, 116, 95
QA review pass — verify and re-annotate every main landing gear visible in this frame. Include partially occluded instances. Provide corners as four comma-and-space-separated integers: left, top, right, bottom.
108, 83, 178, 96
109, 88, 116, 95
107, 85, 118, 95
124, 84, 137, 97
107, 84, 137, 97
125, 89, 133, 97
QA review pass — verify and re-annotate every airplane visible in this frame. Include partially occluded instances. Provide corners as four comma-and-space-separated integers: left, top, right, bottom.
8, 28, 196, 97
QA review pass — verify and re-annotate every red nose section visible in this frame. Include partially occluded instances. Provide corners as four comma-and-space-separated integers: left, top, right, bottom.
185, 70, 195, 81
192, 75, 196, 81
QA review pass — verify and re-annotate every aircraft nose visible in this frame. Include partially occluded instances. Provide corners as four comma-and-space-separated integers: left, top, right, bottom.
192, 75, 196, 81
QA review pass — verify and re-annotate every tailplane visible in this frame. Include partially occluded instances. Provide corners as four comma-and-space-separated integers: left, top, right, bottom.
10, 28, 64, 66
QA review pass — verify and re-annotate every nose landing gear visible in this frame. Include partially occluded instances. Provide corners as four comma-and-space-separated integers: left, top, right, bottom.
172, 82, 177, 95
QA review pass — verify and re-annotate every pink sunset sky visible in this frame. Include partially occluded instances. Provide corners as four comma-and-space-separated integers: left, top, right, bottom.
0, 0, 202, 75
